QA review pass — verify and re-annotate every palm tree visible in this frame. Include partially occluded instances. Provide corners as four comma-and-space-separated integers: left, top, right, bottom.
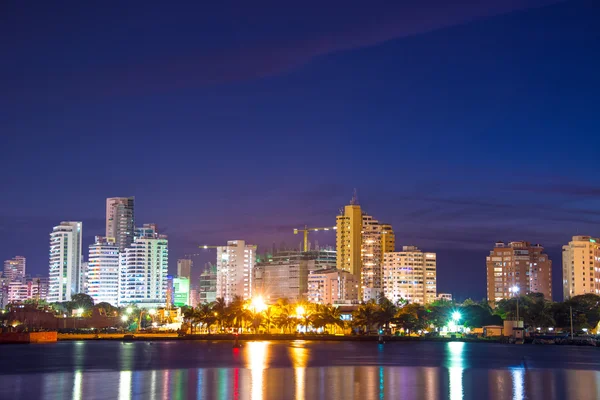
262, 306, 276, 334
325, 306, 346, 334
183, 307, 196, 334
352, 301, 378, 333
376, 297, 397, 333
212, 298, 227, 331
196, 303, 216, 333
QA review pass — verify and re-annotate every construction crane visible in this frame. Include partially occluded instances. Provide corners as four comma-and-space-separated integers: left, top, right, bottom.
293, 225, 337, 252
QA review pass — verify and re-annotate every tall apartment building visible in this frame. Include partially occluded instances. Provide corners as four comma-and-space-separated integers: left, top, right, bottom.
199, 264, 217, 304
118, 224, 168, 308
361, 215, 395, 301
254, 248, 337, 302
3, 256, 26, 282
486, 241, 552, 304
215, 240, 256, 303
336, 201, 362, 277
382, 246, 437, 305
562, 236, 600, 299
307, 268, 359, 304
87, 236, 120, 306
48, 221, 83, 302
177, 259, 192, 280
106, 197, 135, 252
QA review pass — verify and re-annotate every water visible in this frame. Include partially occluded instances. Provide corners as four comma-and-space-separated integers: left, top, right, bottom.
1, 340, 599, 399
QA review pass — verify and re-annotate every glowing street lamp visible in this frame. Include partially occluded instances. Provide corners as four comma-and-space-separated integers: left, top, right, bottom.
77, 308, 84, 316
509, 286, 520, 321
452, 311, 461, 322
296, 305, 305, 318
126, 307, 133, 315
251, 296, 267, 313
121, 315, 128, 322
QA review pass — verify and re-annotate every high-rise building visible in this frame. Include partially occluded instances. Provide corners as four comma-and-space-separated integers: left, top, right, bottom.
486, 241, 552, 304
562, 236, 600, 299
307, 268, 359, 305
382, 246, 437, 305
177, 259, 192, 280
199, 264, 217, 304
215, 240, 256, 303
361, 215, 395, 301
254, 248, 337, 302
336, 201, 362, 277
48, 221, 83, 302
118, 224, 168, 308
189, 286, 199, 308
106, 197, 135, 252
87, 236, 120, 306
3, 256, 26, 282
173, 277, 190, 307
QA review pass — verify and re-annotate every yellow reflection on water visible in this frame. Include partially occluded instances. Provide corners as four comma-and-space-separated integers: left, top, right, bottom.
289, 342, 308, 400
246, 341, 268, 400
447, 342, 464, 400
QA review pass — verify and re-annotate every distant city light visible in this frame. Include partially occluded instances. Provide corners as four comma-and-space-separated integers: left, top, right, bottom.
452, 311, 461, 322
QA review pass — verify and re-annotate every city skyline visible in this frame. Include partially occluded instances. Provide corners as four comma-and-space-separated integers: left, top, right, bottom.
2, 0, 599, 301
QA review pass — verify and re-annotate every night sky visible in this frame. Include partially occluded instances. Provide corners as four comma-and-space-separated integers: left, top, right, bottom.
2, 1, 599, 301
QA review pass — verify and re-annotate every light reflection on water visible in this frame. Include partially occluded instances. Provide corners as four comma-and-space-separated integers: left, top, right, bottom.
2, 340, 600, 400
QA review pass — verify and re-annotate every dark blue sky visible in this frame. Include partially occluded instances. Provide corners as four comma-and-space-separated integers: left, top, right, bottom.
1, 0, 599, 300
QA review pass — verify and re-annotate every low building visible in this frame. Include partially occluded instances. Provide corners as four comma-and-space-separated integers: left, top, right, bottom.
437, 293, 452, 302
307, 268, 359, 304
6, 277, 48, 304
173, 277, 190, 307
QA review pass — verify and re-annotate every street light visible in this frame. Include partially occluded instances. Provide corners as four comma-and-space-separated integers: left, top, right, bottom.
452, 311, 461, 322
126, 307, 133, 314
121, 315, 128, 322
77, 308, 84, 316
251, 296, 267, 313
296, 305, 305, 318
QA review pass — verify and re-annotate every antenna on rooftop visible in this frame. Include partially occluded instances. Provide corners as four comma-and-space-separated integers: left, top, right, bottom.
350, 188, 359, 205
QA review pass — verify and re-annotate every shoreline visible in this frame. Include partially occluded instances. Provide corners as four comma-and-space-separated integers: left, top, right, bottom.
54, 333, 500, 343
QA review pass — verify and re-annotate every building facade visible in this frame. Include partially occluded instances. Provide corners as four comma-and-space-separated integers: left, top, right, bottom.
361, 215, 395, 302
3, 256, 26, 282
254, 248, 337, 302
199, 264, 217, 304
87, 236, 120, 306
486, 241, 552, 304
562, 236, 600, 299
173, 277, 190, 307
118, 224, 168, 308
382, 246, 437, 305
307, 268, 359, 304
177, 259, 192, 280
215, 240, 256, 303
336, 203, 362, 277
6, 277, 48, 303
48, 221, 83, 302
106, 197, 135, 252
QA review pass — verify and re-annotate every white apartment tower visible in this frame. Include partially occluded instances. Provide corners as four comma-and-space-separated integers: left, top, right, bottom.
118, 224, 168, 308
3, 256, 26, 281
87, 236, 120, 306
382, 246, 437, 305
48, 221, 83, 302
106, 197, 135, 252
216, 240, 256, 303
563, 236, 600, 299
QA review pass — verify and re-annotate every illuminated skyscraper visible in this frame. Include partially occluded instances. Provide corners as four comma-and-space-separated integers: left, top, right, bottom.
562, 236, 600, 299
336, 199, 362, 277
361, 215, 395, 301
48, 221, 83, 302
215, 240, 256, 303
106, 197, 135, 252
87, 236, 120, 306
118, 224, 168, 308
